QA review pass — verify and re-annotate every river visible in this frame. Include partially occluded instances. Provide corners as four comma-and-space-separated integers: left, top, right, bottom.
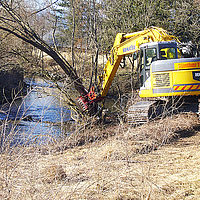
0, 77, 72, 148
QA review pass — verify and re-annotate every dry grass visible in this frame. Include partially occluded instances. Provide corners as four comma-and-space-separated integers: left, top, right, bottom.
1, 113, 200, 199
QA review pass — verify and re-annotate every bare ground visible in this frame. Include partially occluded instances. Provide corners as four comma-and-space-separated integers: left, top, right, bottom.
1, 113, 200, 199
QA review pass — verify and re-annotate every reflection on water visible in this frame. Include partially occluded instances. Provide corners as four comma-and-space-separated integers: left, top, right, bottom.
0, 77, 72, 148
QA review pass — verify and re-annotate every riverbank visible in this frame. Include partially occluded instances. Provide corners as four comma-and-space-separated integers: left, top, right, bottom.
0, 113, 200, 199
0, 65, 24, 103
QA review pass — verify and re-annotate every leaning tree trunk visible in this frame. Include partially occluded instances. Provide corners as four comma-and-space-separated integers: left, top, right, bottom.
0, 1, 88, 96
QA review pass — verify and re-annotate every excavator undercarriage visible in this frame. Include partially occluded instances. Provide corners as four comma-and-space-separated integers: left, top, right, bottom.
127, 96, 199, 126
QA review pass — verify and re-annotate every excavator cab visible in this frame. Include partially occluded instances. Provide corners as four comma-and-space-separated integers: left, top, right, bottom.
128, 41, 200, 125
138, 41, 178, 87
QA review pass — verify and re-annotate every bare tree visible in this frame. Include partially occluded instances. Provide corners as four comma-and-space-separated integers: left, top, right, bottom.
0, 0, 88, 97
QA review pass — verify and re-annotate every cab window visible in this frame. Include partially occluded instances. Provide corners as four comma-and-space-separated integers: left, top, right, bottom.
160, 48, 176, 59
145, 48, 157, 66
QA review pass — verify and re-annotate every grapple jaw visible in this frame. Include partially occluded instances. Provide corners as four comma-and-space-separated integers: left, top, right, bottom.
77, 86, 103, 114
77, 96, 90, 111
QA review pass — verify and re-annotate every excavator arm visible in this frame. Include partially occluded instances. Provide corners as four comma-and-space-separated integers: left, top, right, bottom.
78, 27, 180, 113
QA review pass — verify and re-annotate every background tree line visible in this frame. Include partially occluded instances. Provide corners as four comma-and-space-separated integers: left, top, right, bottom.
57, 0, 200, 51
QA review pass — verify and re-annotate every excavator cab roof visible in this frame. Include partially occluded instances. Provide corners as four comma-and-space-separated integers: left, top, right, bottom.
140, 41, 178, 49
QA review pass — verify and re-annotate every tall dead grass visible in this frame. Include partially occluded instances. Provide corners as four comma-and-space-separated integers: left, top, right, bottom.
1, 112, 199, 199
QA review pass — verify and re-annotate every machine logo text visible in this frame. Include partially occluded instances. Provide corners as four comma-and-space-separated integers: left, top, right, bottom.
123, 45, 135, 53
193, 71, 200, 81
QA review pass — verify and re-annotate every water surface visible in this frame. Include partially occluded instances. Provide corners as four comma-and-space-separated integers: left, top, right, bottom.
0, 77, 72, 147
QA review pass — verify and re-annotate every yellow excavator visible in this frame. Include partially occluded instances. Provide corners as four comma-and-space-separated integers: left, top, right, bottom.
78, 27, 200, 124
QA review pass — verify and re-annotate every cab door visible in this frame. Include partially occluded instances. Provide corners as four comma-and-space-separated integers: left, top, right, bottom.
139, 47, 157, 87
